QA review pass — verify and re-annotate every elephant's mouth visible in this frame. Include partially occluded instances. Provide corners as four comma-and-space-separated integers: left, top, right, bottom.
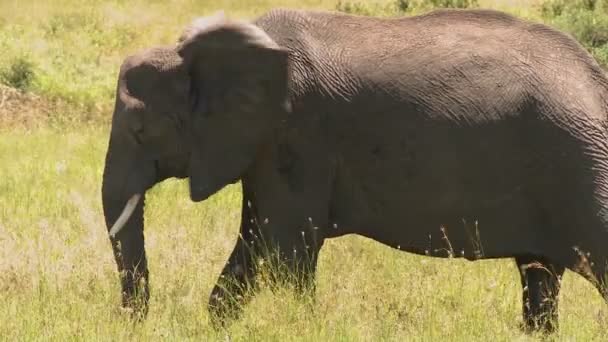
155, 156, 190, 181
106, 159, 165, 238
107, 160, 160, 238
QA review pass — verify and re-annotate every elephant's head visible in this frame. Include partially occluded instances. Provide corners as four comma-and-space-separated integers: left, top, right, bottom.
177, 15, 290, 202
101, 13, 290, 310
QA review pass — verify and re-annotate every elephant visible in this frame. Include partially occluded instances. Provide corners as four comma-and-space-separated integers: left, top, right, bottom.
102, 8, 608, 332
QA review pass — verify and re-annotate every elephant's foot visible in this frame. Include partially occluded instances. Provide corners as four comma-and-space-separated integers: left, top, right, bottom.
120, 294, 149, 322
520, 301, 558, 334
207, 253, 255, 327
515, 255, 564, 333
207, 279, 250, 328
119, 270, 150, 322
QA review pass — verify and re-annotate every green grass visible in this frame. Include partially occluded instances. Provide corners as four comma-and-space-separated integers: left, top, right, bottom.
3, 0, 608, 340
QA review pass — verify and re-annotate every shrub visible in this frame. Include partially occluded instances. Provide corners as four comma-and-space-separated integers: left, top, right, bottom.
336, 1, 370, 15
335, 0, 478, 17
425, 0, 478, 8
395, 0, 411, 12
335, 1, 409, 16
540, 0, 566, 17
1, 57, 36, 91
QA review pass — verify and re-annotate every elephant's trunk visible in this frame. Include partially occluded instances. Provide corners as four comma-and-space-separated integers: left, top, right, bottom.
109, 193, 142, 238
102, 137, 154, 315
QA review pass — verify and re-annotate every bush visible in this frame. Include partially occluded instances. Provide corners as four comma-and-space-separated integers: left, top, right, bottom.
395, 0, 411, 12
540, 0, 566, 17
335, 0, 410, 16
335, 0, 477, 16
425, 0, 478, 8
1, 57, 36, 91
335, 1, 373, 15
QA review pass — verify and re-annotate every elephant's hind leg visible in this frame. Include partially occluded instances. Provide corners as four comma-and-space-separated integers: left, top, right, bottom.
515, 255, 565, 333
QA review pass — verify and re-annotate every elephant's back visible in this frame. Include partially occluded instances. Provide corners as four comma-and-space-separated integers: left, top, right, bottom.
257, 8, 608, 168
255, 9, 608, 101
256, 8, 588, 64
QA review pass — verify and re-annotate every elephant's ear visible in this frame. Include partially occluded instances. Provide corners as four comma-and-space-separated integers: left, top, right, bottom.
177, 14, 290, 202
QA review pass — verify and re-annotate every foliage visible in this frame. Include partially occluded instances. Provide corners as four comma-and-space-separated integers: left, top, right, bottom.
0, 56, 36, 91
425, 0, 478, 8
395, 0, 412, 12
335, 0, 409, 16
335, 0, 477, 15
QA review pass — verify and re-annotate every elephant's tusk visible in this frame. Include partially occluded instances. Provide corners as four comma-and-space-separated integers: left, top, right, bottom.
109, 194, 141, 238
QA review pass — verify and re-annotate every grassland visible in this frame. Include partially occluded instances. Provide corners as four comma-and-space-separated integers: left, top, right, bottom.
2, 0, 608, 340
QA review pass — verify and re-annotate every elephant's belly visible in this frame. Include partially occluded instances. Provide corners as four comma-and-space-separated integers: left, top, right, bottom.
329, 140, 545, 259
327, 114, 576, 258
330, 182, 541, 260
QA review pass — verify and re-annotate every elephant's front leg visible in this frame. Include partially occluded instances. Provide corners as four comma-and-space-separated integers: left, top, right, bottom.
111, 236, 149, 316
272, 217, 325, 296
208, 186, 262, 324
209, 151, 332, 324
107, 199, 150, 319
208, 190, 326, 325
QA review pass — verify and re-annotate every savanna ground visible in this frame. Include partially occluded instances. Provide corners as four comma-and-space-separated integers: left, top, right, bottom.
3, 0, 608, 340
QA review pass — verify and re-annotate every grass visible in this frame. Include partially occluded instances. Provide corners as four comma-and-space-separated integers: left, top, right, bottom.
2, 0, 608, 340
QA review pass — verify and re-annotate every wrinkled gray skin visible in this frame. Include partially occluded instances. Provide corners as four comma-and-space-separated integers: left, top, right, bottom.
102, 8, 608, 332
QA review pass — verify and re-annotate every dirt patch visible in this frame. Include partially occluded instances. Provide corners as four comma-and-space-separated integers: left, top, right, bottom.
0, 85, 110, 129
0, 84, 56, 129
